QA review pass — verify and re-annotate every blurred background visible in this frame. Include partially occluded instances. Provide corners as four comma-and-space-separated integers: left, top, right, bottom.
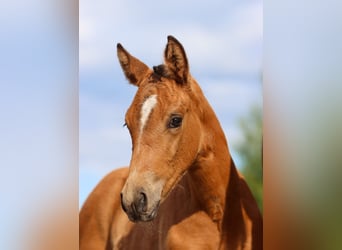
0, 1, 78, 249
79, 0, 263, 210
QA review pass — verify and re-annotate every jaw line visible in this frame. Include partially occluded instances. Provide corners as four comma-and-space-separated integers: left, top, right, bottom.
161, 170, 188, 203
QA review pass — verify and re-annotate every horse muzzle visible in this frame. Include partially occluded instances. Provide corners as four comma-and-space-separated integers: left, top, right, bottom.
120, 190, 161, 222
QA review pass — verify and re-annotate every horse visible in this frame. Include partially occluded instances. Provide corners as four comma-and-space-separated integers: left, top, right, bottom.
79, 36, 263, 250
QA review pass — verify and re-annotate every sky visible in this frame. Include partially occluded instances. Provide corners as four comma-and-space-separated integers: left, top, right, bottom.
0, 1, 78, 248
79, 0, 262, 207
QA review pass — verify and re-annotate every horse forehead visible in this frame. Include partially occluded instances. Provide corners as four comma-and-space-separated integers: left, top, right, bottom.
140, 94, 158, 130
129, 82, 186, 119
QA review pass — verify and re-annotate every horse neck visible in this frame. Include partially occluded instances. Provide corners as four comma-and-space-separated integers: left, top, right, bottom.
188, 80, 242, 229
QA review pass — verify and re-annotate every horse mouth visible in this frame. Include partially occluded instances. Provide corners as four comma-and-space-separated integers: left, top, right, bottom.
127, 201, 160, 223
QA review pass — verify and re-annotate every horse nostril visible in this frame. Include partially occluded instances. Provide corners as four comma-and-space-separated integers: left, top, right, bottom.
134, 191, 148, 213
139, 192, 147, 212
120, 192, 127, 212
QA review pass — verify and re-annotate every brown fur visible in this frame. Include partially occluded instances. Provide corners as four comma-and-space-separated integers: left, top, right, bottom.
80, 36, 262, 249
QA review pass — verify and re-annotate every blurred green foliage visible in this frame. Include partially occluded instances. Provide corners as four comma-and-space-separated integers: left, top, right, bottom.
235, 105, 263, 212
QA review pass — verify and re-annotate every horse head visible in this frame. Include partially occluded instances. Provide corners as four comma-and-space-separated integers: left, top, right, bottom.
118, 36, 205, 222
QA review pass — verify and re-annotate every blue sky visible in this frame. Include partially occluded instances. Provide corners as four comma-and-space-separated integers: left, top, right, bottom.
0, 1, 78, 248
79, 0, 262, 207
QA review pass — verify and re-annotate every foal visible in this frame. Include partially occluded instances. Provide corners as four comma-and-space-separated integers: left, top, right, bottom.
79, 36, 262, 250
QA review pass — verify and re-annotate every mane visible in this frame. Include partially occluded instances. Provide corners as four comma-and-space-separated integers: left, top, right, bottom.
153, 64, 184, 84
151, 63, 207, 121
153, 64, 168, 77
144, 65, 168, 83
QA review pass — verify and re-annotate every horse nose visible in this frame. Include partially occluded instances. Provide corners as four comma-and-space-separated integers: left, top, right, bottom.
120, 192, 128, 212
121, 191, 148, 219
132, 191, 148, 214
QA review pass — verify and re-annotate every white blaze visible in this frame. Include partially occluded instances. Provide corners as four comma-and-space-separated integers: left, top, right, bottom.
140, 95, 158, 132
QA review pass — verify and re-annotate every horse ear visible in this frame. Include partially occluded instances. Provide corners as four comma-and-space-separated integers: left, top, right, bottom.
164, 36, 189, 84
117, 43, 150, 86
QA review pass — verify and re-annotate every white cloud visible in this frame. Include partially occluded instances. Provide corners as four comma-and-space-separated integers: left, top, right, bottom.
202, 77, 262, 116
79, 0, 262, 75
179, 3, 262, 75
80, 92, 132, 171
229, 2, 263, 45
80, 126, 131, 170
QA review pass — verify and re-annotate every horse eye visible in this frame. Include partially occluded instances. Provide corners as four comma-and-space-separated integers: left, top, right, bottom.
168, 116, 183, 128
